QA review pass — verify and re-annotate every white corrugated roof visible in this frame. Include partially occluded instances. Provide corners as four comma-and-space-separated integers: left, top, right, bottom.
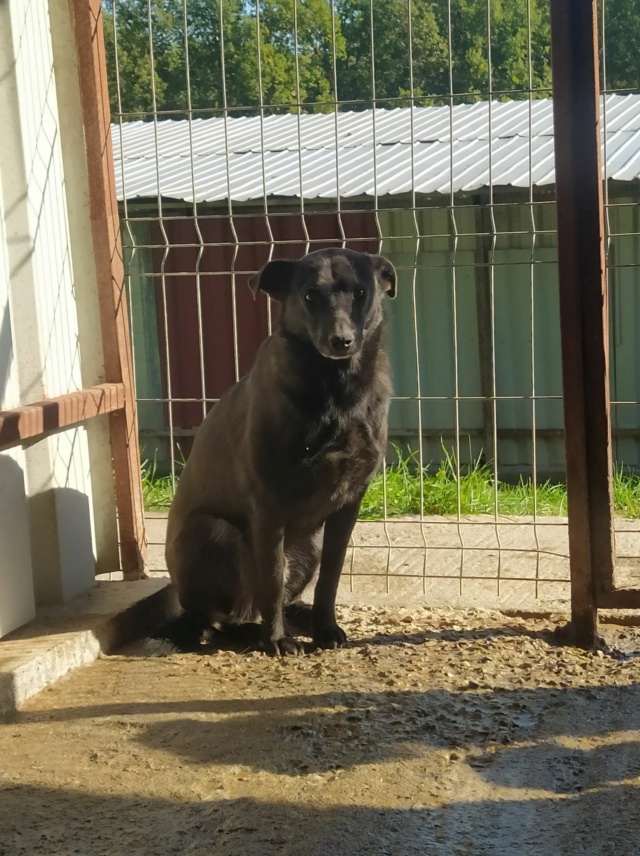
112, 94, 640, 203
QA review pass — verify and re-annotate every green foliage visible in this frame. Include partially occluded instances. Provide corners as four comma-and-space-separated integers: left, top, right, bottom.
612, 466, 640, 518
141, 461, 176, 510
259, 0, 345, 108
103, 0, 259, 116
359, 444, 570, 519
104, 0, 640, 119
103, 0, 344, 116
601, 0, 640, 92
433, 0, 552, 98
141, 446, 640, 520
335, 0, 448, 107
140, 449, 184, 510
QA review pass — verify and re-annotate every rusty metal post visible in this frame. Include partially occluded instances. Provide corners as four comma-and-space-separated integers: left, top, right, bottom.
549, 0, 614, 645
69, 0, 147, 578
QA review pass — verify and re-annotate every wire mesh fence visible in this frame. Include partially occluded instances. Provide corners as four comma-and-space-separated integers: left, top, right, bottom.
599, 0, 640, 593
106, 0, 640, 608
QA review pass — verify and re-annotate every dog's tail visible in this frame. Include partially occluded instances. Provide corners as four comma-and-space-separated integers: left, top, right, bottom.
144, 610, 211, 655
145, 610, 264, 655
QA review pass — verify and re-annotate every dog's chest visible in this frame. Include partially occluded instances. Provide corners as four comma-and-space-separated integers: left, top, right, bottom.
291, 404, 385, 508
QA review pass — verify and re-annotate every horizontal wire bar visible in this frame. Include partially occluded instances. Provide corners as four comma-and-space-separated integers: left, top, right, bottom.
113, 88, 556, 118
121, 201, 559, 220
138, 394, 567, 403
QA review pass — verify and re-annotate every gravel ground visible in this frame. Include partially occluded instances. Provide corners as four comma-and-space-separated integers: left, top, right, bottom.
2, 606, 640, 856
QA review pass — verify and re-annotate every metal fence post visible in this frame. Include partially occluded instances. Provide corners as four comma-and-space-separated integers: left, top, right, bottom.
549, 0, 615, 645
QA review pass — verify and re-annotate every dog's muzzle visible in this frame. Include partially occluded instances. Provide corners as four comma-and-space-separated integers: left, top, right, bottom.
323, 334, 358, 359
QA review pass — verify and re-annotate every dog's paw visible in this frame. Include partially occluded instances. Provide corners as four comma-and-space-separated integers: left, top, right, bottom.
312, 624, 348, 650
260, 635, 305, 657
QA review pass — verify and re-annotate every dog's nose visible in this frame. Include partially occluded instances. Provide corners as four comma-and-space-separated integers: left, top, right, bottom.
330, 335, 353, 352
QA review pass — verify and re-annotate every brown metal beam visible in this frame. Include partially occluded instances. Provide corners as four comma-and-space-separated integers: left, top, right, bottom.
550, 0, 614, 644
69, 0, 147, 578
0, 384, 125, 452
597, 590, 640, 610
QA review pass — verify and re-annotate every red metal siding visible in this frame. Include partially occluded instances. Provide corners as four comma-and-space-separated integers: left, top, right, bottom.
152, 211, 379, 452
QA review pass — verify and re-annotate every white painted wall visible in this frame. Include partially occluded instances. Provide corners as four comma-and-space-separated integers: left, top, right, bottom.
0, 0, 121, 637
0, 171, 35, 637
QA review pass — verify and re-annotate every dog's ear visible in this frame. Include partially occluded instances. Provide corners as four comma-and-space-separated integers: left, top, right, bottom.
373, 255, 397, 299
248, 259, 297, 302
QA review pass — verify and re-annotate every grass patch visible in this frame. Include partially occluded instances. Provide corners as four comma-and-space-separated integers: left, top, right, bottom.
359, 446, 570, 519
613, 466, 640, 518
141, 447, 640, 519
141, 455, 181, 511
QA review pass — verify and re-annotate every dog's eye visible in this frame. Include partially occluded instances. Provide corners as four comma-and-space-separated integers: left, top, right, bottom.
354, 288, 366, 300
305, 289, 319, 304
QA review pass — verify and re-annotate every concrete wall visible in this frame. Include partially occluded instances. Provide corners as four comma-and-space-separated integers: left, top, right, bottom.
0, 0, 120, 638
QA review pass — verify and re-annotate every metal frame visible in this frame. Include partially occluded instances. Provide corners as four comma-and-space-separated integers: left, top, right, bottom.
550, 0, 640, 643
0, 0, 147, 579
115, 1, 575, 610
104, 0, 640, 631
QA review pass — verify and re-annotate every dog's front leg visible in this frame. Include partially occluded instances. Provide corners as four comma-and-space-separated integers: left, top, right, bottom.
312, 497, 362, 649
252, 514, 305, 656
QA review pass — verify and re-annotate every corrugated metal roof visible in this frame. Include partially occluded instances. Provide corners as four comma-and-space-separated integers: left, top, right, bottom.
112, 93, 640, 203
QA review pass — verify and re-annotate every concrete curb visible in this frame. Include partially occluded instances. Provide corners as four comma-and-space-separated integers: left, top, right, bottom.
0, 580, 178, 720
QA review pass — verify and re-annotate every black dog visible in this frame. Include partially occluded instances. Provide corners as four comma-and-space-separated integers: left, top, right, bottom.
164, 248, 396, 655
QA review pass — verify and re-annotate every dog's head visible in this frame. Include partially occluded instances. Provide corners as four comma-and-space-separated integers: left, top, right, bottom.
249, 248, 396, 360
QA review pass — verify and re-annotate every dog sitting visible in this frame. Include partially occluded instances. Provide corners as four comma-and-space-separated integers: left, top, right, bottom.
164, 248, 396, 655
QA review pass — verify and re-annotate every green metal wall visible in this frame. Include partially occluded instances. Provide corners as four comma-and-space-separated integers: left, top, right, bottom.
379, 193, 640, 479
125, 191, 640, 480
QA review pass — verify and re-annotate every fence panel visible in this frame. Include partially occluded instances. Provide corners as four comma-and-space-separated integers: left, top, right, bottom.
107, 0, 640, 616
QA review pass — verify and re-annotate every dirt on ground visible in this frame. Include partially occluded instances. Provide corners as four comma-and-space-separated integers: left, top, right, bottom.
2, 606, 640, 856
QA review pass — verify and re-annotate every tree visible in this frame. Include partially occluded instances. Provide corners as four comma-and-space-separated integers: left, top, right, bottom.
431, 0, 552, 99
601, 0, 640, 93
103, 0, 343, 117
336, 0, 449, 107
257, 0, 345, 108
103, 0, 177, 115
103, 0, 260, 116
102, 0, 639, 119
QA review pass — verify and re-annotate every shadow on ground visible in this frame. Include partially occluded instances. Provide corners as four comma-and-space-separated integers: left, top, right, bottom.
5, 618, 640, 855
13, 684, 640, 778
1, 779, 639, 856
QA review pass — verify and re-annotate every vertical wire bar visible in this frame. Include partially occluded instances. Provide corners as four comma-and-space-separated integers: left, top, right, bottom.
600, 1, 614, 567
182, 0, 207, 424
447, 0, 465, 595
218, 0, 241, 382
367, 1, 392, 590
407, 0, 426, 549
293, 0, 311, 257
549, 0, 614, 643
111, 1, 136, 399
146, 0, 175, 490
254, 1, 275, 335
111, 0, 139, 461
368, 0, 392, 590
329, 0, 346, 247
527, 0, 542, 596
486, 0, 502, 597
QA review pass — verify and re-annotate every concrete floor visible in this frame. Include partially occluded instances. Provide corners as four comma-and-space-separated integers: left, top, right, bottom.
2, 606, 640, 856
